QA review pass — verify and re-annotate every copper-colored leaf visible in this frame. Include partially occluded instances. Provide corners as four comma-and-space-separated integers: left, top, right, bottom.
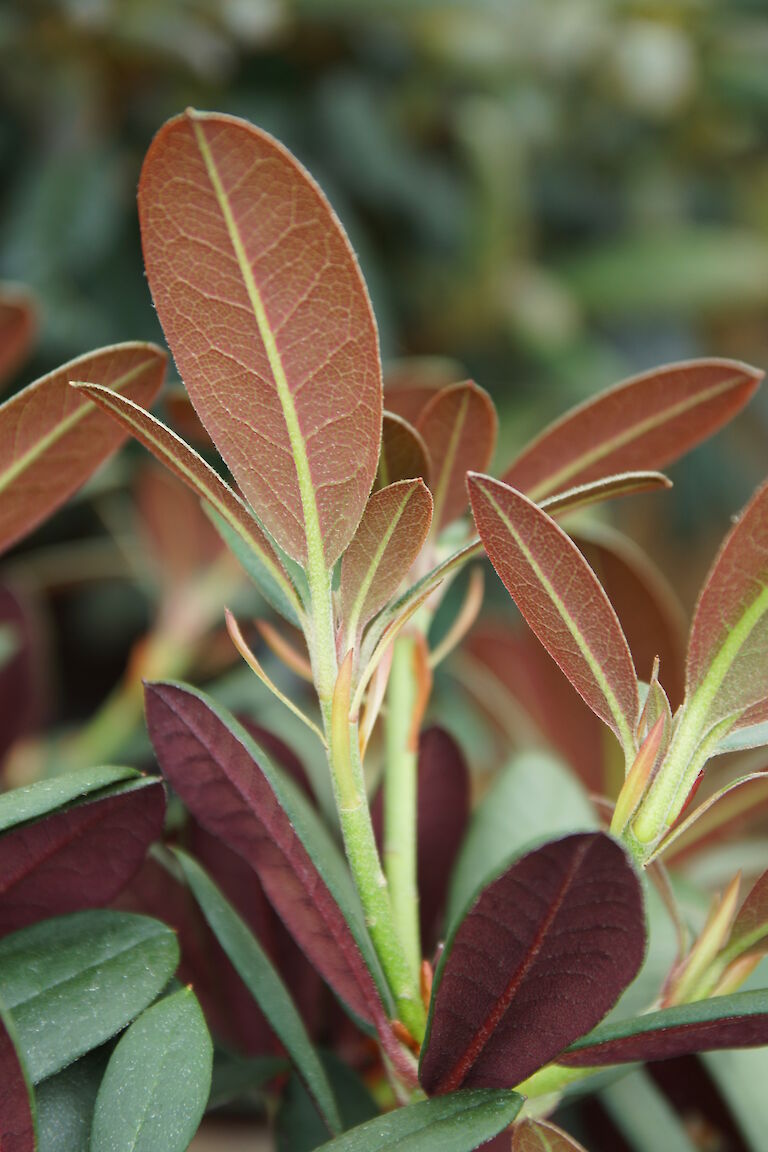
512, 1119, 588, 1152
686, 478, 768, 728
539, 470, 672, 519
137, 463, 222, 583
726, 871, 768, 960
419, 833, 645, 1094
469, 475, 639, 759
0, 779, 165, 937
73, 382, 300, 623
144, 682, 389, 1031
562, 991, 768, 1067
502, 359, 762, 501
340, 479, 433, 646
0, 1002, 35, 1152
0, 289, 35, 393
139, 109, 382, 568
164, 386, 215, 449
376, 412, 431, 490
416, 381, 497, 532
0, 342, 165, 555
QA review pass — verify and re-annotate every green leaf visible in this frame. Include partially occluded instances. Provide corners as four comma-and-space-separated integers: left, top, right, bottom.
89, 988, 212, 1152
276, 1052, 378, 1152
0, 765, 139, 834
173, 848, 341, 1135
446, 751, 597, 930
204, 504, 302, 625
313, 1089, 523, 1152
703, 1047, 768, 1152
0, 911, 179, 1082
36, 1053, 104, 1152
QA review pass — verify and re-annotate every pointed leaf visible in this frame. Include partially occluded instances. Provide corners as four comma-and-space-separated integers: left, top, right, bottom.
139, 109, 382, 568
502, 359, 762, 501
512, 1119, 588, 1152
90, 989, 212, 1152
174, 847, 341, 1134
144, 682, 389, 1028
314, 1089, 523, 1152
686, 478, 768, 729
0, 910, 179, 1082
540, 470, 672, 518
416, 381, 497, 532
0, 289, 35, 392
72, 383, 302, 624
0, 343, 165, 555
376, 412, 431, 490
419, 832, 645, 1094
0, 778, 165, 937
469, 475, 639, 757
0, 999, 36, 1152
340, 479, 432, 645
562, 990, 768, 1067
0, 765, 138, 833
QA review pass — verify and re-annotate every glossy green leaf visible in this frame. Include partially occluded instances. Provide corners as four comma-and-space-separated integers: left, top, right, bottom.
313, 1089, 523, 1152
36, 1053, 104, 1152
446, 751, 597, 929
90, 989, 212, 1152
174, 848, 341, 1135
0, 911, 179, 1082
0, 765, 139, 834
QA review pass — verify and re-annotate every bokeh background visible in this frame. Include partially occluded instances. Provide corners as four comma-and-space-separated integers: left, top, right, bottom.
3, 3, 768, 1149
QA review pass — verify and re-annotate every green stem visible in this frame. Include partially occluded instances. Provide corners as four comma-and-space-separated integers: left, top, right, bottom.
384, 635, 422, 984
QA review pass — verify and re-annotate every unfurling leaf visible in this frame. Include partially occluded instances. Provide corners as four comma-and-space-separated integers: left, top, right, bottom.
0, 778, 165, 937
144, 682, 389, 1028
139, 109, 382, 568
340, 479, 433, 646
376, 412, 431, 490
468, 474, 639, 760
0, 910, 179, 1082
562, 990, 768, 1067
313, 1089, 523, 1152
90, 988, 212, 1152
72, 384, 302, 625
416, 381, 497, 532
686, 477, 768, 728
0, 343, 165, 555
419, 833, 645, 1094
502, 359, 762, 501
0, 999, 36, 1152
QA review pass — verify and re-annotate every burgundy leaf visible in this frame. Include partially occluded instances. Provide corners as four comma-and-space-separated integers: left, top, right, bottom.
469, 475, 639, 758
419, 833, 645, 1095
0, 779, 165, 937
417, 381, 497, 532
561, 991, 768, 1067
144, 682, 387, 1031
501, 359, 762, 501
376, 412, 431, 490
0, 1006, 35, 1152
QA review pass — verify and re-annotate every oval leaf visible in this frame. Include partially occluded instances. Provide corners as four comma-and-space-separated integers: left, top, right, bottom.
314, 1089, 523, 1152
0, 999, 36, 1152
90, 988, 212, 1152
512, 1119, 588, 1152
143, 682, 389, 1029
419, 832, 645, 1095
0, 910, 179, 1083
0, 765, 139, 834
502, 359, 763, 501
174, 847, 341, 1135
0, 778, 165, 937
72, 382, 302, 624
686, 478, 768, 728
340, 479, 432, 645
468, 474, 639, 758
0, 343, 165, 555
139, 109, 383, 568
416, 381, 497, 533
562, 990, 768, 1067
376, 412, 431, 490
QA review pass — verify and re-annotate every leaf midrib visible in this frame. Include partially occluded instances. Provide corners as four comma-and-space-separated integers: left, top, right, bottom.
346, 485, 416, 642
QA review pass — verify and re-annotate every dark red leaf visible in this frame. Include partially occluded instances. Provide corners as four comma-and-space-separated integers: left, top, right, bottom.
144, 682, 388, 1031
419, 833, 645, 1094
0, 1006, 35, 1152
561, 991, 768, 1067
0, 780, 165, 937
